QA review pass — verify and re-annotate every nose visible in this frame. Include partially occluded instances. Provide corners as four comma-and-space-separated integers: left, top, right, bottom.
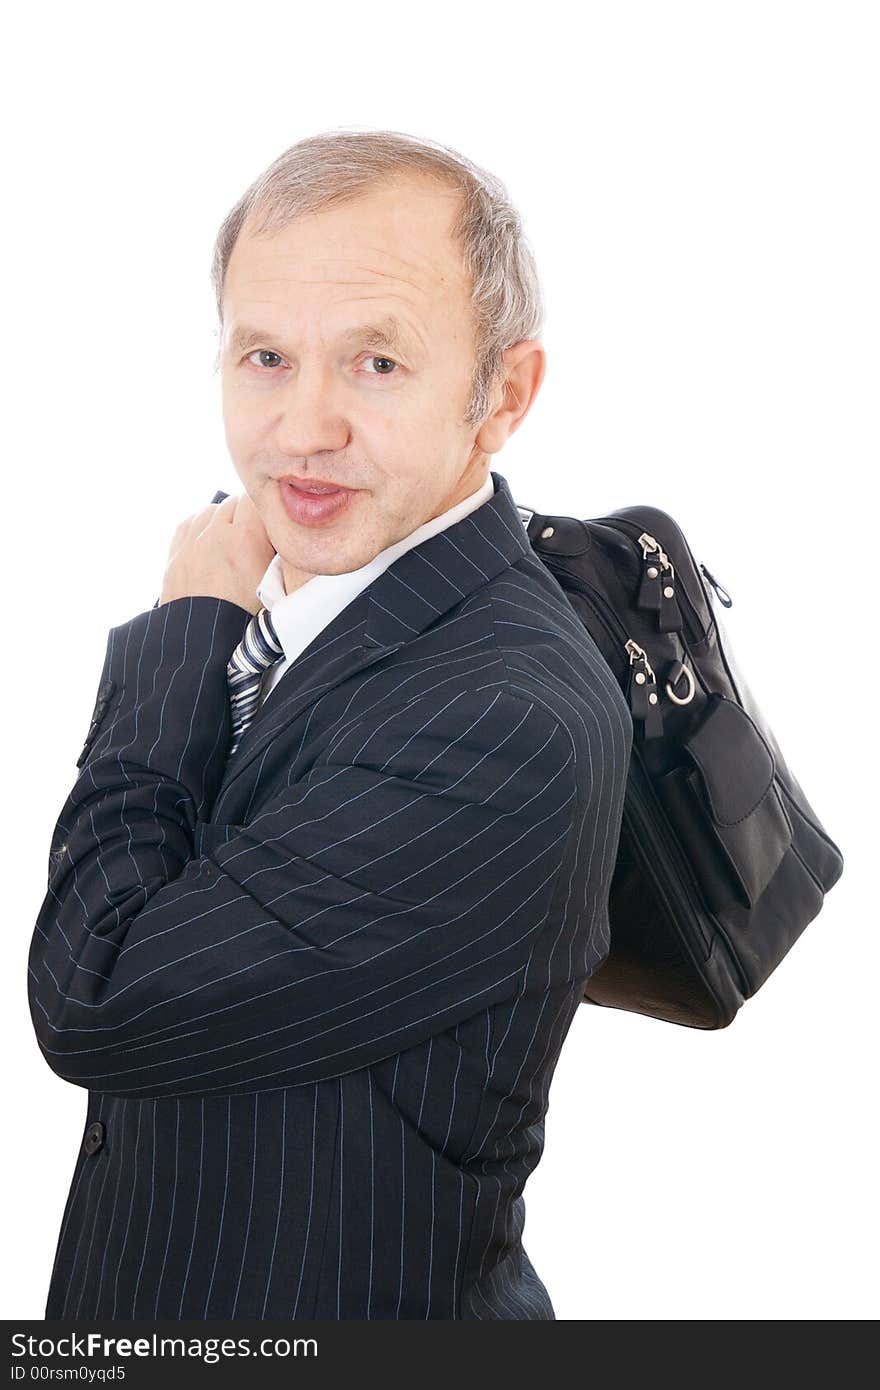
273, 362, 350, 458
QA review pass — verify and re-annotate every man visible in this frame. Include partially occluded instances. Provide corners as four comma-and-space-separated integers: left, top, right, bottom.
27, 130, 632, 1320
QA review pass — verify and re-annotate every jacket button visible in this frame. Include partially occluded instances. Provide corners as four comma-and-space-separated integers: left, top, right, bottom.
83, 1120, 105, 1155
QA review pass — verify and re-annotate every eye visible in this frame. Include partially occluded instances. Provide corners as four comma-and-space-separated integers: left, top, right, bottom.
242, 349, 401, 377
361, 354, 399, 376
245, 349, 285, 371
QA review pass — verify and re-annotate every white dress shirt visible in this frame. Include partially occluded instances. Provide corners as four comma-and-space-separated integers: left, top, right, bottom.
255, 470, 496, 704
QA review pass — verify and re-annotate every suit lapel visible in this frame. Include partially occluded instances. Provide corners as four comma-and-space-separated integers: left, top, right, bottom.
218, 469, 532, 793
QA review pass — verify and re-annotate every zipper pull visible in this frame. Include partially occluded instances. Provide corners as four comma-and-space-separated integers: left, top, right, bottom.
657, 560, 683, 633
636, 531, 682, 633
699, 561, 733, 607
625, 639, 664, 738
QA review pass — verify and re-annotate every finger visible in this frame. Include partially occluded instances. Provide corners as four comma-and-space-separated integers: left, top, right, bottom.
190, 495, 238, 536
169, 514, 197, 549
228, 492, 265, 530
212, 494, 242, 525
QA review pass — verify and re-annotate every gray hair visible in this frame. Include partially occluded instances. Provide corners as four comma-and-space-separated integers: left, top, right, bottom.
210, 127, 544, 427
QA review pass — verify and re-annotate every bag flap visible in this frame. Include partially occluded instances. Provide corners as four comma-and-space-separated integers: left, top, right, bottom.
684, 693, 776, 827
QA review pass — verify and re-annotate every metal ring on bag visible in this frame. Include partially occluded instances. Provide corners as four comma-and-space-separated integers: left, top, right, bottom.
665, 661, 695, 705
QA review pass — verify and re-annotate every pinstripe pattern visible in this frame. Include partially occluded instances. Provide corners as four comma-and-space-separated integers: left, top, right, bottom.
27, 469, 632, 1319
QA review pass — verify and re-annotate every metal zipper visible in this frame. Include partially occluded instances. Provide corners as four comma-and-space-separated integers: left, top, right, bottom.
593, 516, 712, 645
558, 575, 664, 731
557, 572, 708, 730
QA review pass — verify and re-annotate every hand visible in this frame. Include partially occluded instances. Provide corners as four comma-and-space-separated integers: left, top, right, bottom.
159, 493, 276, 615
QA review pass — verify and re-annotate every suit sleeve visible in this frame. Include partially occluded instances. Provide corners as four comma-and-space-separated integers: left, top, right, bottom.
27, 595, 582, 1100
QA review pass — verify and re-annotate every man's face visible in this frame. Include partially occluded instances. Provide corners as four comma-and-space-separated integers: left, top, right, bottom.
220, 174, 496, 593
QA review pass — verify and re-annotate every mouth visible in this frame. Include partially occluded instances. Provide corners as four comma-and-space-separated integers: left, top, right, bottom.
278, 476, 359, 527
279, 474, 351, 494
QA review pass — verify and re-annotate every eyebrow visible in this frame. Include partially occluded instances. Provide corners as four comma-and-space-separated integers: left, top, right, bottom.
226, 315, 416, 358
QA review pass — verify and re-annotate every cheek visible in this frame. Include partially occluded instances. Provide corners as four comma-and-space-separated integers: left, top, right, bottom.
220, 388, 244, 442
221, 374, 263, 428
223, 408, 270, 473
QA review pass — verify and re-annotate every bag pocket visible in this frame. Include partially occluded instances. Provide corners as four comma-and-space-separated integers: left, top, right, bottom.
655, 692, 793, 914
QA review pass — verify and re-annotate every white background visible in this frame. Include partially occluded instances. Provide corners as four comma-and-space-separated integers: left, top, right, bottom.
2, 0, 876, 1322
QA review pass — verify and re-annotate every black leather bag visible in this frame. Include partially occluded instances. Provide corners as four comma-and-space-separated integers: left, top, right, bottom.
515, 500, 844, 1029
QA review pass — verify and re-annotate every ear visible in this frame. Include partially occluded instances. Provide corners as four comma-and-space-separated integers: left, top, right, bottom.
473, 340, 546, 453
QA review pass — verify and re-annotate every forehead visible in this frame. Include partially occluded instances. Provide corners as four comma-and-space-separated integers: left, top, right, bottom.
223, 175, 469, 321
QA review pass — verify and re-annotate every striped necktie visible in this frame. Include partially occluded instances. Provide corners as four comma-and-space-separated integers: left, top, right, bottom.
226, 606, 285, 756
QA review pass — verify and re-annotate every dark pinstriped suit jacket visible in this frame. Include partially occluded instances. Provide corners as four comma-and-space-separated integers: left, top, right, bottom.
27, 469, 632, 1320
